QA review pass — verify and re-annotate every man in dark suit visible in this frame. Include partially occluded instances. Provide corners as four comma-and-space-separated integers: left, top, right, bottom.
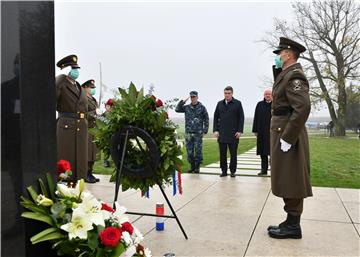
252, 89, 272, 176
213, 86, 245, 177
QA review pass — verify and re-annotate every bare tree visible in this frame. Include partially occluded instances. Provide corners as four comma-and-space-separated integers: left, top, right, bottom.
261, 0, 360, 136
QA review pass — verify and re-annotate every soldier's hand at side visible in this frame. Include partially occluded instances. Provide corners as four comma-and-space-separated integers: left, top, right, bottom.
235, 132, 242, 139
214, 131, 219, 138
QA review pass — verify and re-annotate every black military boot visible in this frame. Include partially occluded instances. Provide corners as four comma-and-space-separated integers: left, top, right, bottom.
194, 162, 200, 173
186, 161, 195, 173
267, 214, 289, 231
268, 214, 302, 239
85, 171, 96, 183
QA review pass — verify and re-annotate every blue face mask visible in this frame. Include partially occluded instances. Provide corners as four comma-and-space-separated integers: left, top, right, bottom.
274, 55, 283, 69
68, 68, 79, 80
90, 88, 96, 95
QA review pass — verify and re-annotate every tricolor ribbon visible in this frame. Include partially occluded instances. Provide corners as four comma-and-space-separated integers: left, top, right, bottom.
172, 169, 183, 196
141, 188, 150, 198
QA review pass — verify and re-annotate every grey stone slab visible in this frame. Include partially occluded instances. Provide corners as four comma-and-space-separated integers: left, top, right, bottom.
246, 216, 360, 257
263, 188, 352, 223
200, 167, 271, 177
336, 188, 360, 203
143, 231, 247, 257
343, 202, 360, 224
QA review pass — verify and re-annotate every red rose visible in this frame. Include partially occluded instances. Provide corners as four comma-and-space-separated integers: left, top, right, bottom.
121, 222, 134, 235
57, 160, 71, 174
101, 203, 115, 213
156, 99, 163, 107
99, 227, 122, 248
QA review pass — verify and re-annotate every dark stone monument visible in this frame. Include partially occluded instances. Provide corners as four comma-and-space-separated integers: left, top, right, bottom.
1, 1, 57, 256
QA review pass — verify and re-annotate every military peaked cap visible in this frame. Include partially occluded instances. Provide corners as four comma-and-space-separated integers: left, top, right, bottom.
56, 54, 80, 69
273, 37, 306, 54
81, 79, 95, 88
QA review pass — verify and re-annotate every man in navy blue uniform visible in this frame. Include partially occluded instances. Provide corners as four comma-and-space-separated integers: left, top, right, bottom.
213, 86, 245, 177
176, 91, 209, 173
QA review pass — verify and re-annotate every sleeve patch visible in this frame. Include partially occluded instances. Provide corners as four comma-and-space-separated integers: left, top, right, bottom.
291, 79, 305, 91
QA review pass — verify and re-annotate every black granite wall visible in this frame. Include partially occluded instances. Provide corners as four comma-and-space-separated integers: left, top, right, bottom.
1, 1, 57, 256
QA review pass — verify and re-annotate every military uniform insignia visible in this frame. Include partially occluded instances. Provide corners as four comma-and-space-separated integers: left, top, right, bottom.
292, 79, 302, 91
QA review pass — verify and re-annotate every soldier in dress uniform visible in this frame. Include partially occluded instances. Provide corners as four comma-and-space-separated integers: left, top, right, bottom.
56, 55, 88, 181
267, 37, 312, 239
82, 79, 99, 183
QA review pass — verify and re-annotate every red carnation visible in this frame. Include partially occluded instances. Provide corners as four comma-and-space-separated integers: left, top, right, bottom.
57, 160, 71, 174
99, 227, 122, 248
156, 99, 163, 107
101, 203, 115, 213
121, 222, 134, 235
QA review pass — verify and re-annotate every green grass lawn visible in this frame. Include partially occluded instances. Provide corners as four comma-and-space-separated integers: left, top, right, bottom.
94, 136, 359, 189
309, 136, 360, 189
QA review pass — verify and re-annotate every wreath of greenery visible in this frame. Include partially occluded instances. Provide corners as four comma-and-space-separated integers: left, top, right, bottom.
94, 83, 182, 193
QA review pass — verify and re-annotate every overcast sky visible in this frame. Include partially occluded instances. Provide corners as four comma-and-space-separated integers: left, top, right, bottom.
55, 0, 329, 118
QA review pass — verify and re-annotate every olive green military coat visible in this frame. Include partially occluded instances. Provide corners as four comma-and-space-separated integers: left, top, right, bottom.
56, 74, 88, 180
87, 95, 98, 162
270, 63, 313, 198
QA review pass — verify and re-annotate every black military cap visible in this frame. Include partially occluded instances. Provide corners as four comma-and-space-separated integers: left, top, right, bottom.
56, 54, 80, 69
273, 37, 306, 54
189, 91, 198, 97
81, 79, 95, 88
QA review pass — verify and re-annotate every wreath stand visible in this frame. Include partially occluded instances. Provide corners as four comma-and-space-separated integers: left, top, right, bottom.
111, 125, 188, 240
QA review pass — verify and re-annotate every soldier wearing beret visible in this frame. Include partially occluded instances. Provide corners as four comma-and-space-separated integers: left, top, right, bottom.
55, 55, 88, 182
82, 79, 99, 183
176, 91, 209, 173
267, 37, 312, 239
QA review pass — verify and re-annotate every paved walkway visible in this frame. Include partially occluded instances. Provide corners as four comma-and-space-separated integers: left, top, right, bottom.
87, 148, 360, 257
203, 147, 271, 176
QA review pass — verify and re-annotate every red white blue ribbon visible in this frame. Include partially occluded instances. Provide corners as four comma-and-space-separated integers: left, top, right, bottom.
172, 169, 183, 196
141, 188, 150, 198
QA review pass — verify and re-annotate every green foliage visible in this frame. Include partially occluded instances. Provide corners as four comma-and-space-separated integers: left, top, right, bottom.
93, 83, 183, 192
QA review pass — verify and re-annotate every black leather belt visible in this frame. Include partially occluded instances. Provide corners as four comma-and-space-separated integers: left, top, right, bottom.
58, 112, 86, 119
273, 109, 292, 116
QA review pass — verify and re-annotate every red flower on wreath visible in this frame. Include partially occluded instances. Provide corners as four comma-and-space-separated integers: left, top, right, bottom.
155, 99, 163, 107
121, 221, 134, 235
101, 203, 115, 213
57, 160, 71, 174
99, 227, 122, 248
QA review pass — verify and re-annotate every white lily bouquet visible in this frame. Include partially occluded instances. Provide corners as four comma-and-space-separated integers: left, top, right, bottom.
20, 160, 151, 257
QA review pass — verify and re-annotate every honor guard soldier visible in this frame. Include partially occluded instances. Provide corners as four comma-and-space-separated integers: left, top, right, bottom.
82, 79, 99, 183
267, 37, 312, 239
56, 55, 88, 181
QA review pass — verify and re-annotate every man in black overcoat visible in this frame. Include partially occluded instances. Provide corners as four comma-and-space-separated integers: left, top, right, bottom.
213, 86, 245, 177
252, 89, 272, 176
